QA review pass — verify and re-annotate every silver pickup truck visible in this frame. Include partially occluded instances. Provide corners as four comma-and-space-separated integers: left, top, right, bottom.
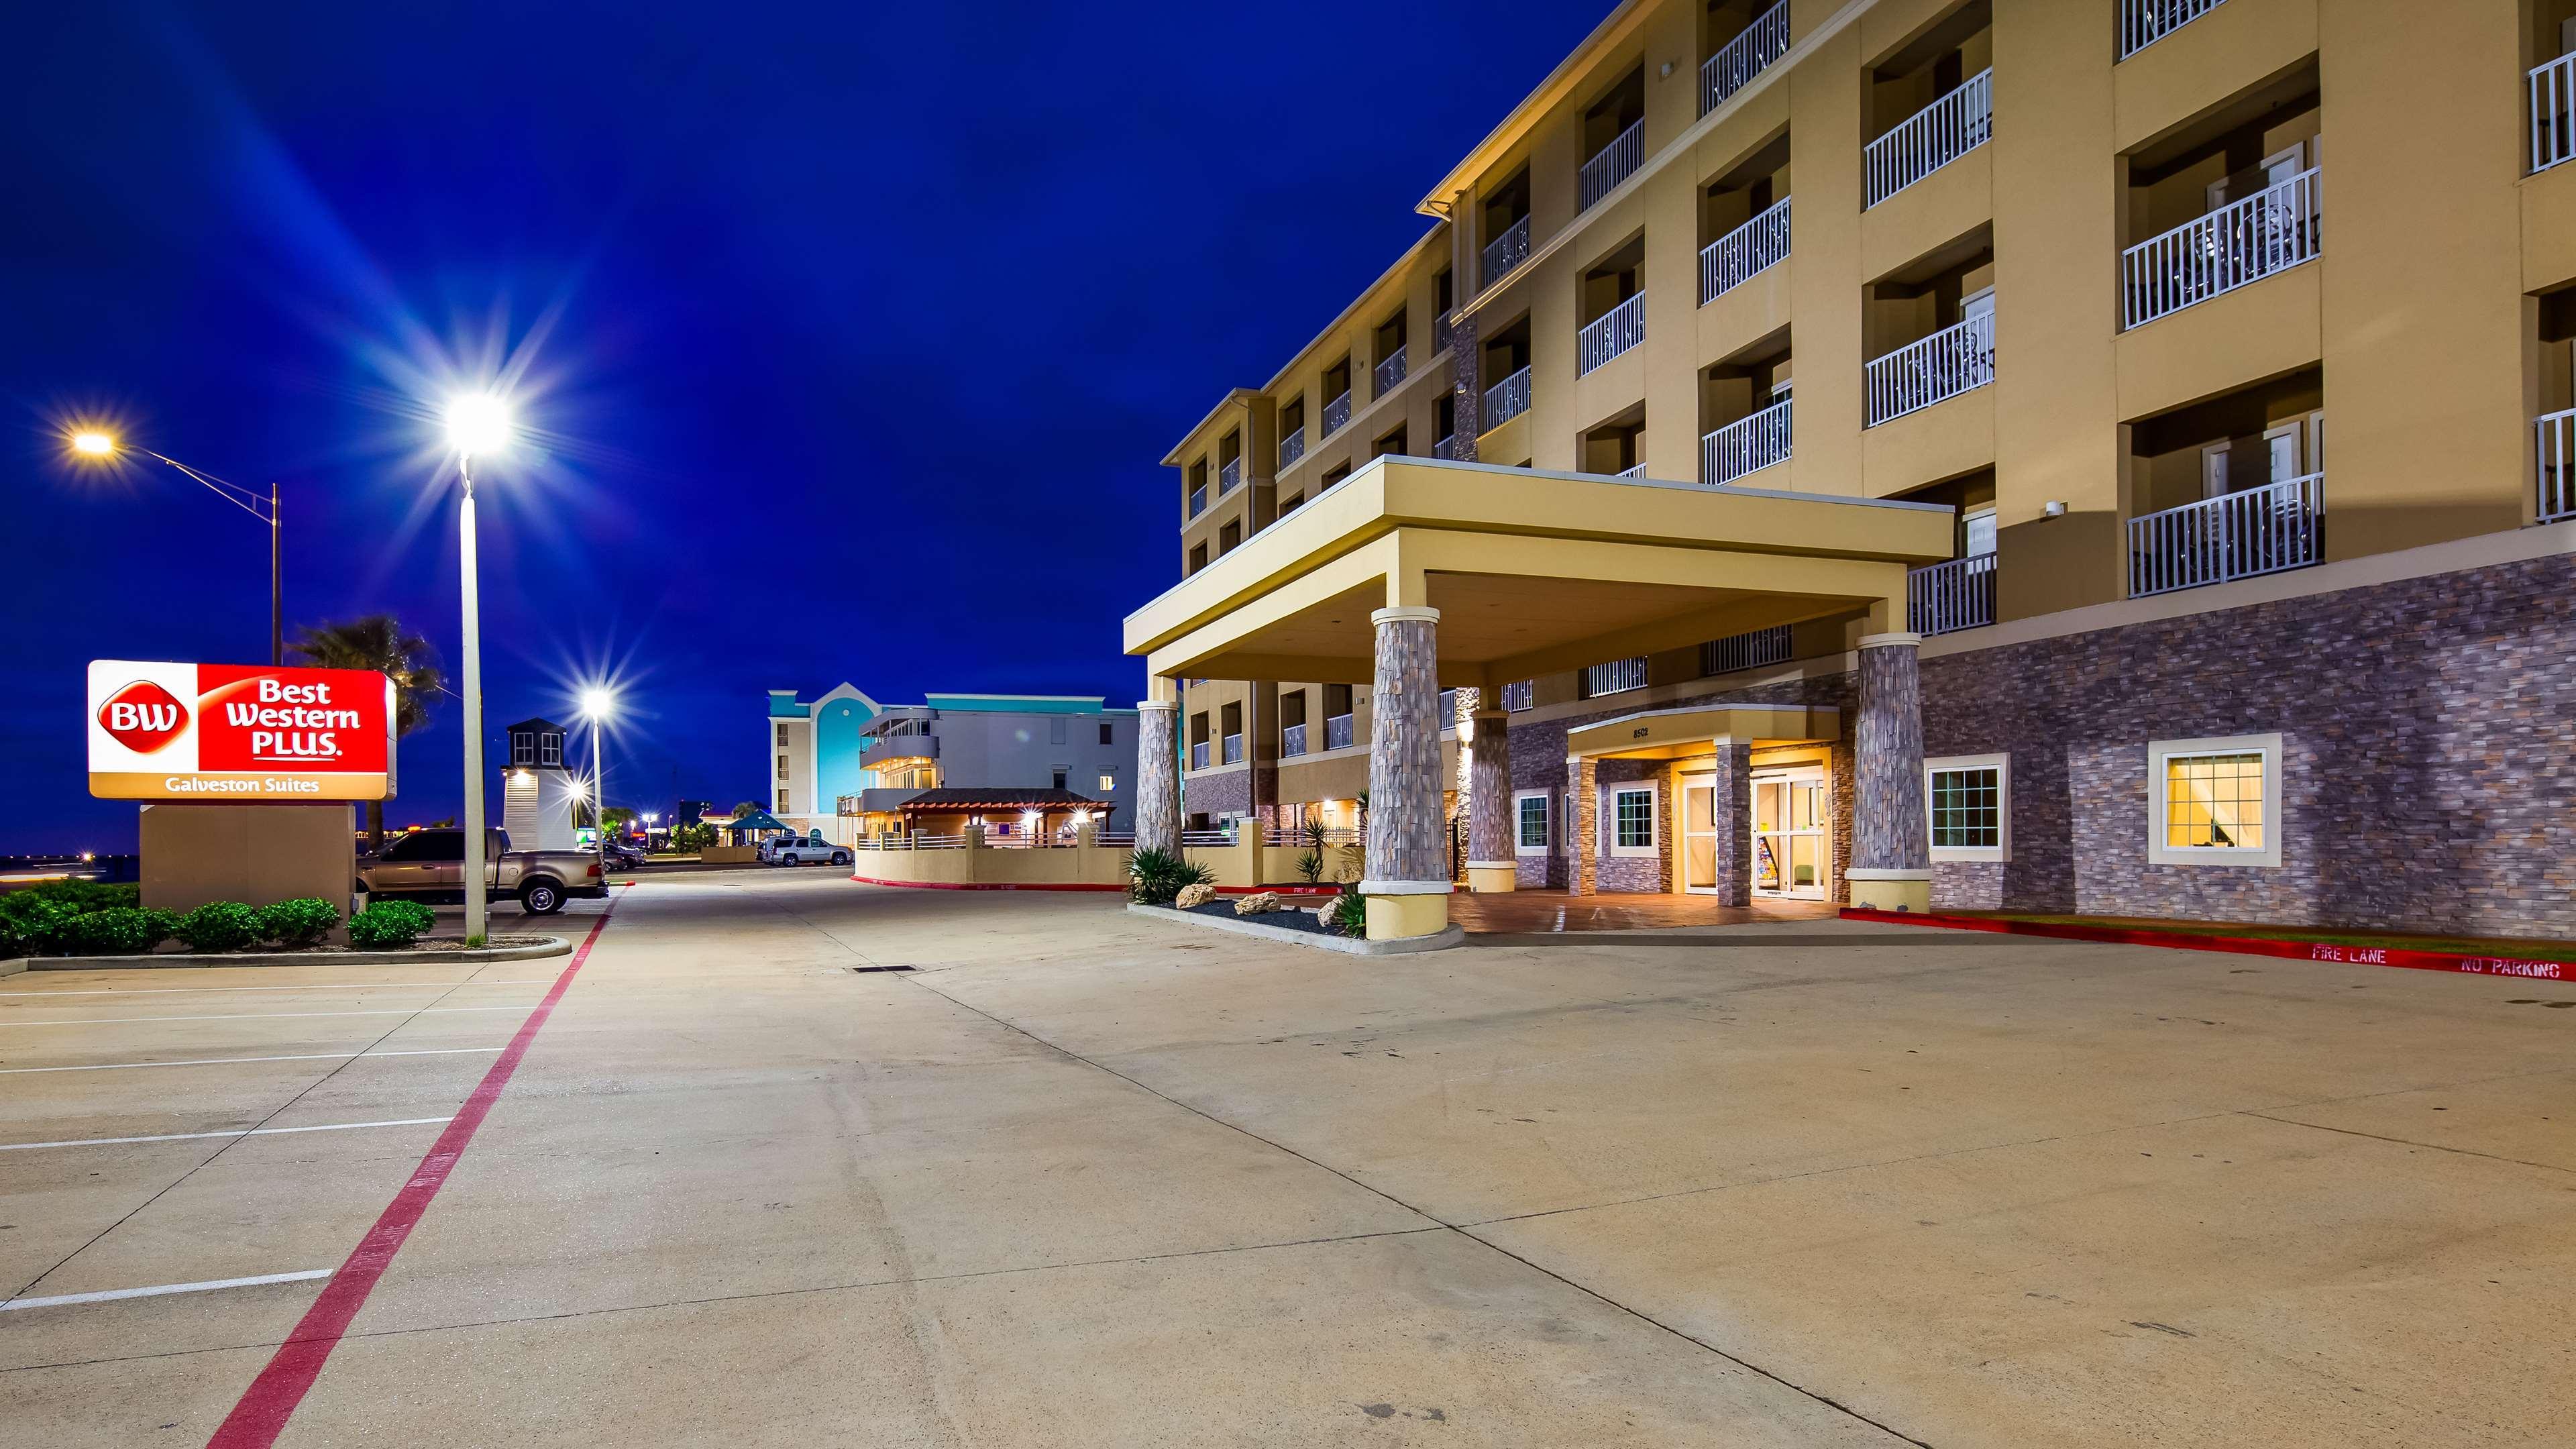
356, 828, 608, 914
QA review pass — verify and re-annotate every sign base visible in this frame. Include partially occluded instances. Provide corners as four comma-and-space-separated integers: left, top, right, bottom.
140, 802, 358, 921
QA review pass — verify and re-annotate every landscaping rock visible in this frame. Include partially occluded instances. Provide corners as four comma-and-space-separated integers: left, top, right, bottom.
1173, 883, 1217, 910
1233, 892, 1283, 916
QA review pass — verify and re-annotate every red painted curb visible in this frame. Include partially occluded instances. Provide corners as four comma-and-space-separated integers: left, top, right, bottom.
845, 875, 1336, 897
205, 901, 621, 1447
1839, 908, 2574, 982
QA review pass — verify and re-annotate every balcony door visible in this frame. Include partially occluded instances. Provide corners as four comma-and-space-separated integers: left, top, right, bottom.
1752, 767, 1830, 900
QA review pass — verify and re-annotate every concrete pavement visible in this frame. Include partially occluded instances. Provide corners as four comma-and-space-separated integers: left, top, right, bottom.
1, 873, 2570, 1446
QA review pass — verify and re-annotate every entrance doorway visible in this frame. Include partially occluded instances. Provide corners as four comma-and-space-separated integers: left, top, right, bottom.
1752, 767, 1831, 900
1680, 773, 1722, 893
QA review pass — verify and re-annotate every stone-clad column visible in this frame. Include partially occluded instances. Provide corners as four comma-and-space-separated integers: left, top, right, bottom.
1362, 607, 1452, 939
1464, 705, 1514, 893
1848, 633, 1931, 912
1566, 755, 1598, 896
1710, 739, 1752, 908
1136, 687, 1183, 857
1448, 310, 1481, 461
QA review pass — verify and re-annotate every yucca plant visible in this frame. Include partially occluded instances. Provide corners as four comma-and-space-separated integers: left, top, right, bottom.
1127, 846, 1215, 906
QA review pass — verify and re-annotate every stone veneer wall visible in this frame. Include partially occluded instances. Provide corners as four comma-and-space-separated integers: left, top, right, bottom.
1182, 767, 1251, 821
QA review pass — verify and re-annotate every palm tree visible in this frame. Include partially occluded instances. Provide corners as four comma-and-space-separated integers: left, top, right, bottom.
290, 614, 441, 851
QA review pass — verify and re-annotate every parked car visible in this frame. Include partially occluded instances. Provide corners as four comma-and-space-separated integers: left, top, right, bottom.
762, 834, 851, 867
357, 828, 608, 914
600, 837, 646, 871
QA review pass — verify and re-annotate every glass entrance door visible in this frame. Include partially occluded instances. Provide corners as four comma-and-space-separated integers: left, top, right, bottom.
1681, 774, 1720, 893
1752, 769, 1830, 900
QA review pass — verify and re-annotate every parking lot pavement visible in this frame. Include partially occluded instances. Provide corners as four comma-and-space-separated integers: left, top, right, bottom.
1, 873, 2571, 1447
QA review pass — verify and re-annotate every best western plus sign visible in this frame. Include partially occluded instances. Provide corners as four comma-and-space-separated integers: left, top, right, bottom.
86, 659, 397, 801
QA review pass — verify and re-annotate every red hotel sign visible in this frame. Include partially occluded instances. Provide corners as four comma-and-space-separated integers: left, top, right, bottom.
87, 660, 397, 802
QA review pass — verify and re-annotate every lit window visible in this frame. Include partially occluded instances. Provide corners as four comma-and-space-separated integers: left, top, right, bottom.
1515, 792, 1550, 853
1926, 754, 2007, 862
512, 734, 533, 765
540, 734, 560, 766
2149, 734, 2284, 867
1098, 772, 1117, 792
777, 753, 790, 781
1609, 786, 1656, 856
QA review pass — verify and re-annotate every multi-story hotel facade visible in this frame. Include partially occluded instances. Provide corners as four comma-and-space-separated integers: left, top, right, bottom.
1128, 0, 2576, 941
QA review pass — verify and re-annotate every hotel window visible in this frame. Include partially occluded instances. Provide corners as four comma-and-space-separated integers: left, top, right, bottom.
1501, 680, 1535, 711
1053, 768, 1068, 790
1605, 785, 1657, 856
1099, 722, 1114, 745
540, 734, 561, 766
777, 754, 790, 781
776, 790, 790, 812
1097, 771, 1117, 792
1515, 791, 1550, 853
1926, 753, 2008, 862
775, 724, 788, 746
2149, 734, 2284, 867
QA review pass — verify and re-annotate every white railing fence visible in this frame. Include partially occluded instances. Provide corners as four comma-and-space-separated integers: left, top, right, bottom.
2122, 166, 2320, 329
910, 834, 967, 850
1583, 656, 1648, 697
1324, 713, 1355, 751
2540, 408, 2576, 523
1703, 3, 1792, 115
1866, 310, 1995, 426
1909, 553, 1998, 635
1219, 458, 1241, 494
1280, 426, 1305, 468
1501, 680, 1535, 710
2534, 51, 2576, 174
1701, 196, 1791, 304
1483, 214, 1532, 282
1180, 829, 1235, 847
1702, 398, 1792, 485
1484, 366, 1533, 428
1866, 68, 1992, 207
1375, 344, 1408, 396
1577, 293, 1646, 374
1281, 722, 1307, 757
1702, 624, 1792, 676
1323, 389, 1352, 436
1580, 120, 1646, 210
2128, 472, 2324, 596
2120, 0, 2226, 59
1613, 463, 1648, 478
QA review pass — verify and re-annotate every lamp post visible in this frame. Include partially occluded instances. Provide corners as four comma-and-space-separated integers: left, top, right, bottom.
68, 431, 283, 664
443, 394, 513, 946
578, 686, 617, 879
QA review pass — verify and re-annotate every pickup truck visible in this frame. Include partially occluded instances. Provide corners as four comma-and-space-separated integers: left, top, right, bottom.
356, 828, 608, 914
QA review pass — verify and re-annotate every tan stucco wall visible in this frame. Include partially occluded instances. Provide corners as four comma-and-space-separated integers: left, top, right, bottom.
140, 802, 357, 915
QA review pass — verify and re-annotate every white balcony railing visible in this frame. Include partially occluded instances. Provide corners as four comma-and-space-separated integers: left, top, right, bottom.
1281, 722, 1307, 758
2128, 472, 2324, 597
1909, 553, 1997, 635
1703, 624, 1792, 676
1579, 120, 1645, 210
1484, 366, 1532, 429
1577, 293, 1646, 374
1615, 463, 1648, 478
1702, 3, 1792, 116
1501, 680, 1534, 711
2122, 166, 2320, 329
1189, 741, 1210, 771
1322, 389, 1352, 436
2534, 50, 2576, 173
1375, 344, 1408, 396
1188, 485, 1206, 518
1865, 68, 1992, 207
1280, 426, 1305, 468
1432, 433, 1461, 460
2120, 0, 2225, 59
1222, 732, 1243, 765
1324, 713, 1354, 751
1219, 458, 1242, 494
1701, 196, 1790, 304
1483, 214, 1532, 283
1703, 398, 1792, 485
1866, 310, 1994, 426
1584, 657, 1648, 697
1434, 310, 1454, 353
2540, 408, 2576, 522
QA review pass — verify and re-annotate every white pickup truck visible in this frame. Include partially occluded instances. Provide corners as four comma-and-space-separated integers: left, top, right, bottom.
356, 828, 608, 914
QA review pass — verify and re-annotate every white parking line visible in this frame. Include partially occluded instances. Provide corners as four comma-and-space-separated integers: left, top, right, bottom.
0, 1116, 456, 1152
0, 1046, 505, 1075
0, 979, 557, 999
0, 1006, 529, 1028
1, 1270, 332, 1312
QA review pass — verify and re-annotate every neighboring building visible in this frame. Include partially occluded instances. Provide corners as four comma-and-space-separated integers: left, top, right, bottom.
839, 694, 1140, 841
500, 717, 579, 851
765, 684, 884, 844
1132, 0, 2576, 939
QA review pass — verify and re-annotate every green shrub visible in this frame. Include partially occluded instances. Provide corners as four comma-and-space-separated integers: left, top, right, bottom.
1294, 850, 1324, 884
1, 896, 84, 958
1126, 846, 1215, 906
1328, 883, 1367, 936
173, 901, 263, 953
23, 881, 142, 913
59, 907, 177, 956
256, 898, 341, 949
347, 900, 437, 949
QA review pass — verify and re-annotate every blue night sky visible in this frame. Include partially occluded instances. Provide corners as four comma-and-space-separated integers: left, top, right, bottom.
3, 1, 1603, 852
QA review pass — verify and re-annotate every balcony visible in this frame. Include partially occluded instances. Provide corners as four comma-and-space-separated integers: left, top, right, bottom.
1866, 311, 1994, 427
1280, 426, 1305, 468
1219, 458, 1242, 494
1434, 310, 1454, 353
1375, 344, 1408, 396
1432, 433, 1461, 460
1222, 731, 1244, 766
1702, 3, 1791, 115
1579, 120, 1645, 211
1324, 712, 1354, 751
2127, 472, 2323, 597
1500, 680, 1534, 711
1908, 553, 1996, 635
1701, 197, 1790, 304
1703, 624, 1791, 676
2122, 167, 2320, 329
1584, 657, 1648, 696
1866, 68, 1992, 207
2540, 408, 2576, 522
1483, 366, 1532, 429
1615, 463, 1648, 478
1483, 214, 1532, 284
2535, 50, 2576, 172
1576, 293, 1645, 374
2120, 0, 2224, 60
1281, 721, 1307, 758
1323, 389, 1352, 437
1703, 398, 1792, 485
1188, 485, 1207, 519
1189, 740, 1210, 771
860, 734, 938, 771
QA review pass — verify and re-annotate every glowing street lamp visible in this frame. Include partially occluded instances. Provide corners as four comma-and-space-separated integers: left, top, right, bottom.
576, 686, 618, 877
445, 392, 515, 945
64, 428, 284, 663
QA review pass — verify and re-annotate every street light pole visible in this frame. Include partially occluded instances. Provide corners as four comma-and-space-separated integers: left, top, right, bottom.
66, 434, 281, 663
458, 455, 487, 946
270, 482, 282, 666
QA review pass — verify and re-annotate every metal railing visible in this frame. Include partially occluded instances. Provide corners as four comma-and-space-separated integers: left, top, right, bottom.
1222, 732, 1243, 765
1866, 310, 1994, 426
1187, 485, 1206, 518
1219, 458, 1241, 494
1703, 3, 1792, 115
2122, 166, 2319, 329
1615, 463, 1648, 478
1281, 722, 1307, 758
2540, 408, 2576, 522
1322, 390, 1352, 437
1181, 828, 1235, 847
1577, 293, 1645, 374
1909, 553, 1997, 635
1866, 68, 1992, 207
1432, 433, 1461, 460
1501, 680, 1534, 711
1263, 824, 1362, 845
1437, 689, 1458, 729
2128, 472, 2324, 597
1701, 196, 1790, 304
1583, 656, 1648, 697
2120, 0, 2225, 58
1324, 712, 1354, 750
1189, 741, 1210, 770
910, 833, 967, 850
1434, 310, 1454, 353
1280, 426, 1305, 468
2535, 51, 2576, 173
1484, 366, 1532, 429
1482, 214, 1532, 284
1579, 120, 1645, 210
1703, 624, 1792, 676
1375, 344, 1407, 396
1702, 398, 1792, 485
